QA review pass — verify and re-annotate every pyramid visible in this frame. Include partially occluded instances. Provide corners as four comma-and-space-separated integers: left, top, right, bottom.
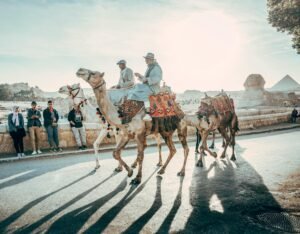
271, 75, 300, 91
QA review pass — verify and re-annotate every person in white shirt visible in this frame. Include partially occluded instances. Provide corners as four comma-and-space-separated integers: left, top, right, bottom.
108, 59, 135, 105
111, 60, 134, 89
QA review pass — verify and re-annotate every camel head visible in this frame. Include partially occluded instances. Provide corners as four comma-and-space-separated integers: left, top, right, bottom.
58, 83, 81, 95
76, 68, 105, 90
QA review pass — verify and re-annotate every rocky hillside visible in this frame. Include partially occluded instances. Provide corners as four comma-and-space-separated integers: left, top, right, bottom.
0, 83, 45, 101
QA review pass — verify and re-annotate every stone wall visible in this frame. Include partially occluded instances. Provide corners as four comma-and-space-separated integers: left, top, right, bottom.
0, 108, 293, 155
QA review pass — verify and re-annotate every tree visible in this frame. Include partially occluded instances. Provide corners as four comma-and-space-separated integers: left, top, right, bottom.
267, 0, 300, 54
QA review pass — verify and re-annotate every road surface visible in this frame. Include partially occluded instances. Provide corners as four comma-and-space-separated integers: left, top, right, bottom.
0, 129, 300, 233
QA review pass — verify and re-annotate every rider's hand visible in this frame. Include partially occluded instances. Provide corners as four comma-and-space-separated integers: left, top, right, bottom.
134, 73, 142, 78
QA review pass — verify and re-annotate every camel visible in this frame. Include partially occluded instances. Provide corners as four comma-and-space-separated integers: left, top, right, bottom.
58, 83, 163, 171
76, 68, 189, 184
195, 93, 239, 167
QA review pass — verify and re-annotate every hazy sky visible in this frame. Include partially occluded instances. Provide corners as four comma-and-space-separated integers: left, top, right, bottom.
0, 0, 299, 92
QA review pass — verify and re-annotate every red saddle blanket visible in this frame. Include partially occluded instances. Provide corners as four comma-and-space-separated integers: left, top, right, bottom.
149, 93, 177, 118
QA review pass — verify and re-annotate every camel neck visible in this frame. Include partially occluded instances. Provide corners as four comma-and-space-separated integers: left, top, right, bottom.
93, 88, 122, 126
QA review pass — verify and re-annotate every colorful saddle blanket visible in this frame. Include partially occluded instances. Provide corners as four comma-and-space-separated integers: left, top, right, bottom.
118, 99, 144, 124
149, 93, 178, 118
118, 93, 184, 129
198, 94, 234, 118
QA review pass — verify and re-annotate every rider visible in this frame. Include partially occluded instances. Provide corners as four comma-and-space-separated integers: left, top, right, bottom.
127, 52, 162, 121
111, 59, 135, 89
109, 59, 135, 106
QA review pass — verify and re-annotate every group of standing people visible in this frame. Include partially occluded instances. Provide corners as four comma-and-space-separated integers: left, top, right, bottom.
8, 100, 63, 157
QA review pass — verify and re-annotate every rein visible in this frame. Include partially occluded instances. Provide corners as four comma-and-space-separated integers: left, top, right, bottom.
93, 80, 106, 91
68, 87, 88, 107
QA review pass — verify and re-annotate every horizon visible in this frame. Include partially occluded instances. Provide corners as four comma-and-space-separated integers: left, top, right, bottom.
0, 0, 299, 92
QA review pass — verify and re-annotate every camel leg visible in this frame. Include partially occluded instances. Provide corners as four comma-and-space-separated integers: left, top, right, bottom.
155, 133, 163, 167
158, 134, 177, 175
209, 131, 215, 149
219, 128, 231, 159
177, 124, 189, 177
113, 128, 123, 171
131, 133, 147, 185
113, 135, 133, 177
93, 128, 108, 170
197, 131, 217, 167
230, 130, 236, 161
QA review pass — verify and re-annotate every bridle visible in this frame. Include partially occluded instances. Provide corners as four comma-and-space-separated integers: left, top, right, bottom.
84, 71, 106, 91
67, 86, 87, 107
93, 80, 106, 90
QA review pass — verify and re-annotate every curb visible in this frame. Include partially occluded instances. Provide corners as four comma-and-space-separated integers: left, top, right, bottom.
1, 124, 299, 163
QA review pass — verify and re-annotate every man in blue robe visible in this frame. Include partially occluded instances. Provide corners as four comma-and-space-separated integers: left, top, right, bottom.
128, 52, 162, 121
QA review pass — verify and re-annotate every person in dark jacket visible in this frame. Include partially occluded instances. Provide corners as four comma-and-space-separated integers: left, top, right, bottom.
43, 100, 62, 152
27, 101, 42, 155
68, 105, 87, 150
8, 106, 26, 157
291, 108, 298, 123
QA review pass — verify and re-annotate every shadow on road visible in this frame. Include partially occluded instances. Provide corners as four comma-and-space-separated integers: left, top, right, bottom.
0, 156, 94, 190
84, 168, 159, 234
46, 176, 128, 234
14, 172, 117, 234
177, 143, 294, 233
0, 170, 95, 233
122, 176, 163, 234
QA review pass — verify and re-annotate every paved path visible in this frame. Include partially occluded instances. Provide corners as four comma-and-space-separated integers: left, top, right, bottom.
0, 129, 300, 233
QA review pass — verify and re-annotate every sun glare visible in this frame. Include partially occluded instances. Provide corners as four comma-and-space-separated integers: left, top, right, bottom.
157, 11, 242, 92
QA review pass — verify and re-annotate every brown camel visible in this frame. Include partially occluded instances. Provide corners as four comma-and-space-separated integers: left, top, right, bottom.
196, 93, 239, 167
76, 68, 190, 184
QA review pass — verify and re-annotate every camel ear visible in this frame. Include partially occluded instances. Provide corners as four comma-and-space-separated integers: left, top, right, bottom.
100, 72, 105, 77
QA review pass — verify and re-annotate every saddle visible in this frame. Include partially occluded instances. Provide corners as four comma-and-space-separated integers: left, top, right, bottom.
118, 99, 144, 124
118, 92, 184, 132
197, 93, 234, 119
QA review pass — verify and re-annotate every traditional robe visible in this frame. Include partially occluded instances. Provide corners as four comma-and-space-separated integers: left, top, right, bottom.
118, 67, 134, 88
108, 67, 135, 105
127, 62, 162, 102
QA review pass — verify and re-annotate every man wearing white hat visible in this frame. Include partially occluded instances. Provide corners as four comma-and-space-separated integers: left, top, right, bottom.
127, 52, 162, 121
108, 59, 135, 105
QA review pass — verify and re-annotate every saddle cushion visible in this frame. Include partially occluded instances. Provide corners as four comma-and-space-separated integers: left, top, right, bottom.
149, 93, 177, 118
197, 94, 234, 119
118, 100, 144, 124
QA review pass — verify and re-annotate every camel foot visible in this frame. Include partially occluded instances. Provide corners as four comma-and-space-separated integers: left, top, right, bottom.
212, 152, 218, 158
157, 168, 165, 175
127, 169, 133, 177
220, 154, 226, 159
196, 160, 203, 167
94, 164, 100, 170
177, 171, 185, 177
131, 163, 137, 169
114, 167, 123, 172
130, 177, 141, 185
156, 162, 162, 167
231, 155, 236, 161
209, 144, 215, 149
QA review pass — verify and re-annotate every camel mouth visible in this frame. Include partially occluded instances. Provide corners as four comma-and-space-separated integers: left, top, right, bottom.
76, 71, 85, 77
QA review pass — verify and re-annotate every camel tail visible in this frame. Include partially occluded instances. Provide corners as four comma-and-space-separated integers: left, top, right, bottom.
234, 116, 240, 132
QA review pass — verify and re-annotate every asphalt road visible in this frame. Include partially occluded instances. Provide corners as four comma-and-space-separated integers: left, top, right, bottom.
0, 129, 300, 234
